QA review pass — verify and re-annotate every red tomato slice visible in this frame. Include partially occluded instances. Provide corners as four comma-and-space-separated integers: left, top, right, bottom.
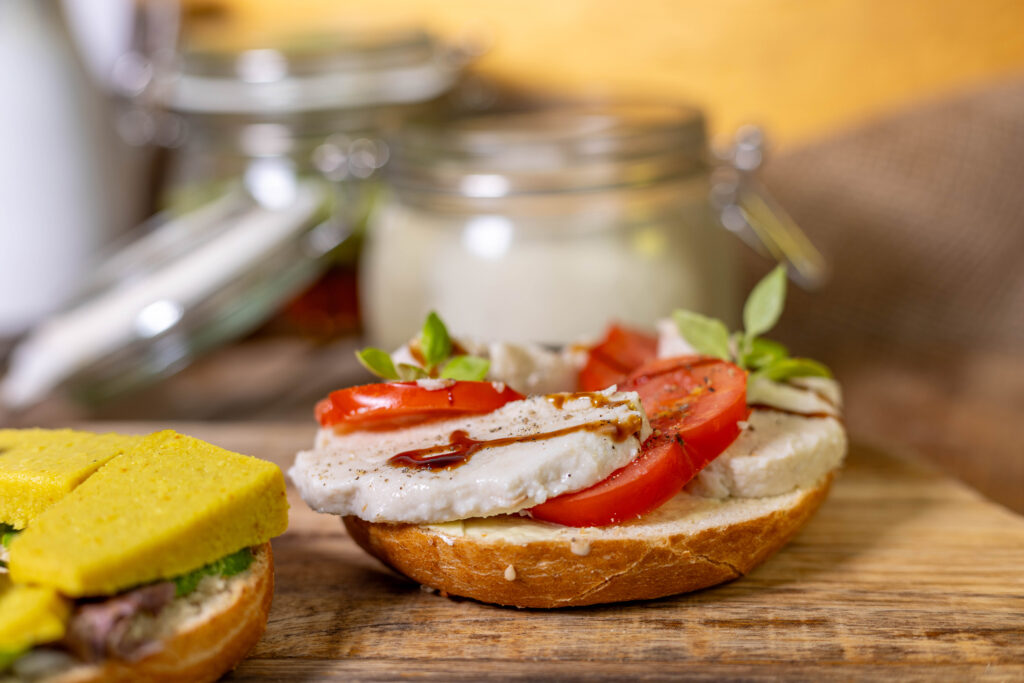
577, 356, 624, 395
529, 433, 694, 527
626, 356, 749, 458
315, 381, 524, 431
529, 356, 747, 527
578, 324, 658, 391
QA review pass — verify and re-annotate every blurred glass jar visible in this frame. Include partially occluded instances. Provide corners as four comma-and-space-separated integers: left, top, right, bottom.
0, 28, 469, 410
152, 31, 465, 216
362, 104, 825, 348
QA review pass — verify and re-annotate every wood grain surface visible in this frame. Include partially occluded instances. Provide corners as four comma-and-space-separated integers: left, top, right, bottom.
91, 423, 1024, 681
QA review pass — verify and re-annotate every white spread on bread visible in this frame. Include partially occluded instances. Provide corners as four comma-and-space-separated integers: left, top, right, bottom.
422, 484, 820, 544
289, 389, 651, 524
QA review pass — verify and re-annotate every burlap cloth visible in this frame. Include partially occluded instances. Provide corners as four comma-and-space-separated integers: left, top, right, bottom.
755, 78, 1024, 512
761, 80, 1024, 355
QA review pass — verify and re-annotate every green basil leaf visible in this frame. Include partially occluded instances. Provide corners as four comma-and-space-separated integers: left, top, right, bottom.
753, 357, 832, 383
420, 311, 452, 371
441, 355, 490, 381
355, 348, 399, 380
672, 309, 731, 361
396, 363, 429, 381
741, 337, 790, 370
743, 265, 787, 341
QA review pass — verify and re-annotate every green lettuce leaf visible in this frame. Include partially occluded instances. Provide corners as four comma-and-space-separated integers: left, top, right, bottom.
173, 547, 254, 598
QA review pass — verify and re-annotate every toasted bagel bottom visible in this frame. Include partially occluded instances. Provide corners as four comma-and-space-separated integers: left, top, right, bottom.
344, 476, 832, 608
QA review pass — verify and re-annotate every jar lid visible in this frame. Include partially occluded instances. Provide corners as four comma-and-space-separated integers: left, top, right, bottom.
166, 29, 461, 115
387, 103, 708, 196
0, 180, 341, 408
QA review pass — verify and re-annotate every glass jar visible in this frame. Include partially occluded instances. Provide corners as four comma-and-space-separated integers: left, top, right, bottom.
362, 104, 824, 348
158, 30, 464, 212
0, 28, 467, 409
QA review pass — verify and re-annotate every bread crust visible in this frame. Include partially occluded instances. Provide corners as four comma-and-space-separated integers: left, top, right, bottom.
47, 542, 274, 683
344, 477, 833, 608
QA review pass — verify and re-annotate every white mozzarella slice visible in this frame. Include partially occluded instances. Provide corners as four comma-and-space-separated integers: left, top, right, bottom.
391, 338, 581, 395
656, 318, 697, 359
686, 406, 846, 500
289, 389, 650, 524
746, 376, 841, 417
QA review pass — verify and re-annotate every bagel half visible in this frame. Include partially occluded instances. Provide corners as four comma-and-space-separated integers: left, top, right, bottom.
9, 543, 274, 683
344, 475, 833, 608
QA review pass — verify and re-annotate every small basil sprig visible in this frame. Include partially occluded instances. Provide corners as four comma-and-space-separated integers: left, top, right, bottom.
673, 265, 831, 383
356, 311, 491, 382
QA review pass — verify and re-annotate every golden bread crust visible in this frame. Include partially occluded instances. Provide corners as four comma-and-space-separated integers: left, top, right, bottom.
344, 477, 833, 608
48, 542, 274, 683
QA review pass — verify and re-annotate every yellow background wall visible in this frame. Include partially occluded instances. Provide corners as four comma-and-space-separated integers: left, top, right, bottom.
185, 0, 1024, 146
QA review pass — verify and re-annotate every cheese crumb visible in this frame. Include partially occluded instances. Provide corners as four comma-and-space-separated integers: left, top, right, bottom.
569, 537, 591, 556
416, 378, 456, 391
504, 565, 517, 581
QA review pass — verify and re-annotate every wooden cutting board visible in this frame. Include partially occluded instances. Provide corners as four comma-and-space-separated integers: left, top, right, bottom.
100, 423, 1024, 680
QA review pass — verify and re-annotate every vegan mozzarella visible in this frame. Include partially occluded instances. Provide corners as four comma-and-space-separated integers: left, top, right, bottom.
656, 318, 697, 359
687, 377, 846, 500
289, 388, 651, 524
391, 338, 581, 395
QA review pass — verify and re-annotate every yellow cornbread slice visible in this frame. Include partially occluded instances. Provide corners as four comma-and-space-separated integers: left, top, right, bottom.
0, 574, 70, 654
9, 430, 288, 597
0, 429, 143, 529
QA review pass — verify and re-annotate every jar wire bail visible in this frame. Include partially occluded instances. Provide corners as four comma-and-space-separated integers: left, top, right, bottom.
712, 125, 829, 290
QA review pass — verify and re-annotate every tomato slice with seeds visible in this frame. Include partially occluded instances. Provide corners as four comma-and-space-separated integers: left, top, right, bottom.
626, 356, 749, 458
315, 381, 525, 432
529, 433, 695, 527
529, 356, 747, 527
578, 324, 658, 392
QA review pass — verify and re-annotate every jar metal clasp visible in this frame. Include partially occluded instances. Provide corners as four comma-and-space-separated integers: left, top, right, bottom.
712, 125, 829, 290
